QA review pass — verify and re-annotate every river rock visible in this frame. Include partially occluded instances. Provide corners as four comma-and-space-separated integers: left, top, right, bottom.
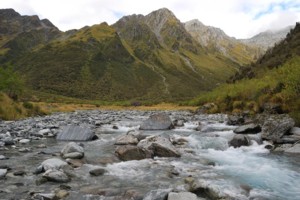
40, 158, 68, 171
284, 144, 300, 154
273, 144, 293, 152
168, 192, 198, 200
89, 168, 106, 176
66, 158, 85, 168
277, 135, 300, 144
234, 123, 261, 134
34, 193, 56, 200
61, 142, 84, 159
43, 169, 70, 183
115, 145, 153, 161
229, 135, 250, 148
3, 137, 14, 145
189, 180, 226, 200
140, 113, 173, 130
289, 127, 300, 136
138, 136, 181, 157
0, 168, 7, 178
19, 139, 30, 144
56, 125, 95, 141
38, 128, 51, 136
127, 130, 149, 141
261, 115, 295, 142
143, 189, 172, 200
55, 189, 69, 199
227, 114, 245, 125
114, 135, 138, 145
0, 155, 7, 160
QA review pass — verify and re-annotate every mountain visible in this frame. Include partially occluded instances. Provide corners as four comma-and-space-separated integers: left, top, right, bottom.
0, 8, 61, 63
0, 8, 242, 102
185, 19, 263, 65
240, 26, 293, 50
189, 23, 300, 124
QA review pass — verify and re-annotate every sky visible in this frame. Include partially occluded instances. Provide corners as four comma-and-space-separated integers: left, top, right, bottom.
1, 0, 300, 39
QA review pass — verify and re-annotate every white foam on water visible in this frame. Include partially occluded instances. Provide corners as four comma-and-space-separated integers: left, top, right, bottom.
202, 142, 300, 200
174, 122, 199, 132
106, 159, 152, 178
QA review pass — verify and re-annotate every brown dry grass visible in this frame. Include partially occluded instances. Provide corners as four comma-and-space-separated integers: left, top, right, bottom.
34, 102, 197, 113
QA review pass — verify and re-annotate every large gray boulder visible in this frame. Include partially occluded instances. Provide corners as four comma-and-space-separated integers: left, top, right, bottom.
140, 113, 173, 130
61, 142, 84, 159
261, 115, 295, 142
229, 135, 250, 148
56, 125, 95, 141
138, 136, 181, 157
40, 158, 68, 171
234, 123, 261, 134
168, 192, 198, 200
115, 145, 153, 161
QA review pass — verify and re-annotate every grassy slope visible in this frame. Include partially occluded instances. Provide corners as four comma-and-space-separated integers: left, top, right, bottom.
0, 92, 46, 120
188, 24, 300, 124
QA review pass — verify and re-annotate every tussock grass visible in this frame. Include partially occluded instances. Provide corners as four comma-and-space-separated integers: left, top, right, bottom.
187, 56, 300, 118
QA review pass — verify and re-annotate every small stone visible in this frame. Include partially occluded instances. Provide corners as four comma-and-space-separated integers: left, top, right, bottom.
18, 147, 31, 152
55, 190, 69, 199
0, 155, 7, 160
35, 177, 48, 185
43, 169, 70, 183
13, 170, 26, 176
89, 168, 106, 176
112, 125, 119, 129
115, 135, 138, 145
264, 144, 274, 150
35, 193, 56, 200
37, 144, 47, 148
0, 168, 7, 178
168, 192, 198, 200
66, 158, 84, 168
19, 139, 30, 144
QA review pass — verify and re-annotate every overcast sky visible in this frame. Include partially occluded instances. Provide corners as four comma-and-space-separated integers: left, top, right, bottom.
1, 0, 300, 39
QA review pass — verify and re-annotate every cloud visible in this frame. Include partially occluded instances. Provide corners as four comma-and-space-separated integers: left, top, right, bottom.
0, 0, 300, 38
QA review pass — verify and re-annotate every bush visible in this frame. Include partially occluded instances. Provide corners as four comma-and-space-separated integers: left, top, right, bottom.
23, 102, 34, 109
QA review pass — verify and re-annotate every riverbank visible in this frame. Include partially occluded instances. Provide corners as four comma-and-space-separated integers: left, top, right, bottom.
0, 110, 299, 200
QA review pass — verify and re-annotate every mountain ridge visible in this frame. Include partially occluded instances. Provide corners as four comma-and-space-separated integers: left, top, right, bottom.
0, 8, 291, 103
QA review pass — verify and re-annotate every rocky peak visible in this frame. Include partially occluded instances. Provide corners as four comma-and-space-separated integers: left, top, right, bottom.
185, 19, 262, 64
0, 8, 21, 19
144, 8, 179, 36
240, 26, 293, 50
185, 19, 230, 46
0, 9, 59, 35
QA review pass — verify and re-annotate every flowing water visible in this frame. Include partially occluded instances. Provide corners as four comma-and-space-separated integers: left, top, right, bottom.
0, 111, 299, 200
